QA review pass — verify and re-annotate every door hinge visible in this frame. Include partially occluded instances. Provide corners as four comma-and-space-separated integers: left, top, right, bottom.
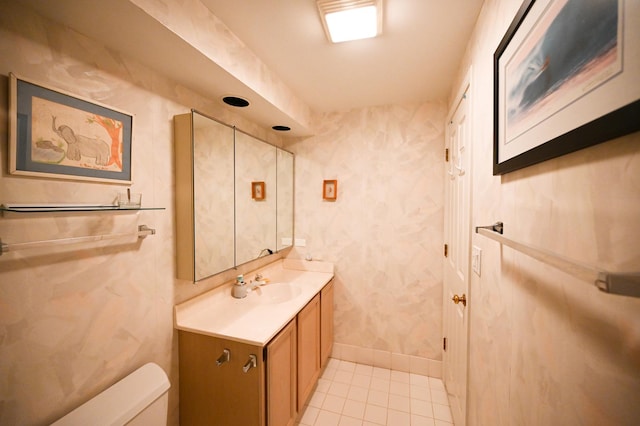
443, 337, 447, 351
445, 148, 449, 162
444, 244, 448, 257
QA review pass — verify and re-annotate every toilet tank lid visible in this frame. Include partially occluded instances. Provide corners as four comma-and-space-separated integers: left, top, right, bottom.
52, 363, 170, 426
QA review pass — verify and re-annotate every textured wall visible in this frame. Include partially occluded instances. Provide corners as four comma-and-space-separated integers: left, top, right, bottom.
0, 2, 287, 425
287, 103, 446, 361
450, 0, 640, 424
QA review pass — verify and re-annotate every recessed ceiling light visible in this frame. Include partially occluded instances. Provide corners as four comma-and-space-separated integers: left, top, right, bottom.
272, 125, 291, 131
317, 0, 382, 43
222, 96, 250, 107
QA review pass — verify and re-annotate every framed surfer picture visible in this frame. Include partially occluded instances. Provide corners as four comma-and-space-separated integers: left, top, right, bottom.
493, 0, 640, 175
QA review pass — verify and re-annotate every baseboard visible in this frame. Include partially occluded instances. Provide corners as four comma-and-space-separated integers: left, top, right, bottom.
331, 343, 442, 378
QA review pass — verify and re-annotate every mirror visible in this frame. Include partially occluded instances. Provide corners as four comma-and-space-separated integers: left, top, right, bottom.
235, 130, 277, 266
193, 112, 235, 279
174, 111, 294, 281
276, 148, 294, 251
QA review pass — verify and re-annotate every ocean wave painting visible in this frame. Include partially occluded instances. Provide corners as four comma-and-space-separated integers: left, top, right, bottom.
505, 0, 620, 141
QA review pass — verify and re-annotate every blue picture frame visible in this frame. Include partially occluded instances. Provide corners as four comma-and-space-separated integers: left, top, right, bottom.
9, 73, 133, 183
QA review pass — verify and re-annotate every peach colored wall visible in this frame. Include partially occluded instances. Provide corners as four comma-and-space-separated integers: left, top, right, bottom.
0, 3, 286, 425
451, 0, 640, 424
286, 102, 446, 361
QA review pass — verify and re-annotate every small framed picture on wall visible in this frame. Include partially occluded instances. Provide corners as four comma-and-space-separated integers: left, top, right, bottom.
252, 181, 265, 200
323, 179, 337, 201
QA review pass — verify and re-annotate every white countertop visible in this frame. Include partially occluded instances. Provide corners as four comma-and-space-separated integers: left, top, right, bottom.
174, 259, 334, 346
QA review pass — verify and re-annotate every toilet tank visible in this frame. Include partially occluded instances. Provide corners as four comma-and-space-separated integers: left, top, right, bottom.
51, 363, 170, 426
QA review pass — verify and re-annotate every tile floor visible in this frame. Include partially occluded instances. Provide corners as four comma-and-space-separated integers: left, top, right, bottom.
296, 358, 453, 426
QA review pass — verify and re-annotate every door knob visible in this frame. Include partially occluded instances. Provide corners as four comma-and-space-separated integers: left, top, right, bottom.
452, 294, 467, 307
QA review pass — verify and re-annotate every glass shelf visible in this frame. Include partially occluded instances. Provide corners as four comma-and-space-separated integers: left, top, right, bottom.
1, 204, 165, 214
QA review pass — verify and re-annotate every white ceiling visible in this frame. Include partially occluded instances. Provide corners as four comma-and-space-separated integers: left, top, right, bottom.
199, 0, 484, 112
18, 0, 484, 135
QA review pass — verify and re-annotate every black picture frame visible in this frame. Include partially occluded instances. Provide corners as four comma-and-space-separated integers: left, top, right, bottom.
9, 73, 133, 183
493, 0, 640, 175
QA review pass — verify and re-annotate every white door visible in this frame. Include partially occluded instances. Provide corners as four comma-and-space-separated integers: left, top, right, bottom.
443, 80, 471, 426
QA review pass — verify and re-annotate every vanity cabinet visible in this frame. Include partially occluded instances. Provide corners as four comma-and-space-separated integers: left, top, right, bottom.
266, 320, 297, 426
297, 294, 321, 411
320, 279, 334, 368
178, 280, 333, 425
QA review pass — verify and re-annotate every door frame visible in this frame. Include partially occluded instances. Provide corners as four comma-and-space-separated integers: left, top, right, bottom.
442, 66, 473, 426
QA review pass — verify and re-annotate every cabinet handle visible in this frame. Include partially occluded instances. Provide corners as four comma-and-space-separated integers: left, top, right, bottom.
216, 349, 230, 366
242, 354, 257, 373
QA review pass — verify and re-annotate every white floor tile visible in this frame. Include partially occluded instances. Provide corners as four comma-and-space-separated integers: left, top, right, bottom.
334, 370, 354, 384
387, 409, 411, 426
390, 381, 411, 397
339, 360, 357, 373
322, 394, 346, 414
432, 403, 452, 423
367, 390, 389, 407
430, 390, 449, 405
309, 391, 327, 408
388, 394, 411, 412
329, 381, 351, 398
411, 385, 431, 401
298, 359, 450, 426
342, 399, 366, 419
364, 404, 387, 425
410, 398, 433, 418
317, 378, 332, 393
347, 385, 369, 403
411, 414, 436, 426
339, 415, 363, 426
409, 373, 429, 388
351, 373, 372, 388
370, 377, 390, 392
300, 406, 320, 425
316, 409, 341, 426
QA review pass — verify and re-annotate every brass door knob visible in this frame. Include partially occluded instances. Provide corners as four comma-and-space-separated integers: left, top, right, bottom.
452, 294, 467, 307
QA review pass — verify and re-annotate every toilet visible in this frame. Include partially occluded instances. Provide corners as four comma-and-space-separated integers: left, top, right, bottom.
51, 363, 170, 426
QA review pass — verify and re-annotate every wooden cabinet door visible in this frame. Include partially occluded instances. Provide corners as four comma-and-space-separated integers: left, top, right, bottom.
266, 320, 297, 426
320, 279, 334, 368
178, 331, 265, 426
297, 294, 320, 410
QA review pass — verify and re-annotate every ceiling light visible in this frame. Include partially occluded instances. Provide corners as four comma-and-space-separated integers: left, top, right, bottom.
317, 0, 382, 43
222, 96, 250, 107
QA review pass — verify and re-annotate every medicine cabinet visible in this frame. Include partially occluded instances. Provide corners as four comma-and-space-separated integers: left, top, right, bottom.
174, 111, 294, 281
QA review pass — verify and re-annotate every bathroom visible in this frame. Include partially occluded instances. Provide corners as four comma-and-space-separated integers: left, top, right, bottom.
0, 0, 638, 425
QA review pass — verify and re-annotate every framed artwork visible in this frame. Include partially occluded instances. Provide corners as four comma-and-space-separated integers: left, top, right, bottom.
323, 179, 337, 201
493, 0, 640, 175
8, 73, 133, 183
252, 181, 265, 200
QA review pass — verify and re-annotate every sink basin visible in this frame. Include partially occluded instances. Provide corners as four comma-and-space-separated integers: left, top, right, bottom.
255, 282, 301, 304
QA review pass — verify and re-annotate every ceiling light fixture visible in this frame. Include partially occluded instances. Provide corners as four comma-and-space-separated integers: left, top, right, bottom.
317, 0, 382, 43
222, 96, 250, 107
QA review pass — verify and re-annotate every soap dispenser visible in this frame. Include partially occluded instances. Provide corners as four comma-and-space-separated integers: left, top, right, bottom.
232, 275, 247, 299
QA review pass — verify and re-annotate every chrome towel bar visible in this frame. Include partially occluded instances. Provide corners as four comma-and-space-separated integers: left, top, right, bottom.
0, 225, 156, 256
476, 222, 639, 298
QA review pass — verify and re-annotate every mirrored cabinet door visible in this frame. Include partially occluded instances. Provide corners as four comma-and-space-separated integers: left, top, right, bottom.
235, 130, 277, 266
277, 148, 294, 252
193, 112, 235, 280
